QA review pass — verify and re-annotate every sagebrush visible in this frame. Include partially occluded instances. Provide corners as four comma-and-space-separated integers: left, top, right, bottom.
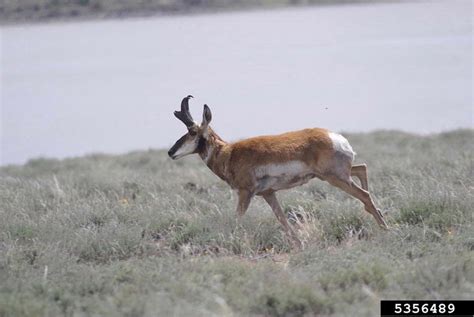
0, 130, 473, 316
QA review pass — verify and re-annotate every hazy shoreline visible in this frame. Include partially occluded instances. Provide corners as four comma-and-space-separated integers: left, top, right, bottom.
1, 128, 471, 169
1, 0, 406, 25
3, 1, 471, 166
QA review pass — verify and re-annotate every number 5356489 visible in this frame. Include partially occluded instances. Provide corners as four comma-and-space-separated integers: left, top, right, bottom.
394, 303, 455, 314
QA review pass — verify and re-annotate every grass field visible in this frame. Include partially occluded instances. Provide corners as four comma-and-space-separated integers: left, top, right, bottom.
0, 129, 473, 316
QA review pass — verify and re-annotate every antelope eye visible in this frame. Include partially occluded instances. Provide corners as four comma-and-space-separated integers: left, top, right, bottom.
189, 130, 197, 136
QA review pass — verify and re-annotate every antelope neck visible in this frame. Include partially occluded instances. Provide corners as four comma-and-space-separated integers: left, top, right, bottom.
198, 131, 228, 182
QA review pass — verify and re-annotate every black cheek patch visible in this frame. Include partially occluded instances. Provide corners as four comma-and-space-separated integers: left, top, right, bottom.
195, 136, 207, 154
168, 134, 188, 156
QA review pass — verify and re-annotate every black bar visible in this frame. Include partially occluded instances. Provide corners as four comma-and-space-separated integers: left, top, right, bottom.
381, 300, 473, 316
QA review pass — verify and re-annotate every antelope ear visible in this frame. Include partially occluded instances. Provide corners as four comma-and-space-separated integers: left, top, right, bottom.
201, 104, 212, 127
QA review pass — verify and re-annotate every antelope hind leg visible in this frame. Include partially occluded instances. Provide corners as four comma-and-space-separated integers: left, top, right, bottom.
351, 164, 368, 191
326, 175, 388, 229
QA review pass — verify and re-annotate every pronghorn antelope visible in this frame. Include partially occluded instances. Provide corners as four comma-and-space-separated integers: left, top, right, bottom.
168, 95, 388, 248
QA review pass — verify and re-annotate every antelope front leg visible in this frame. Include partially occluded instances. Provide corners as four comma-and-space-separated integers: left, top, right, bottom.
236, 189, 253, 218
262, 192, 302, 249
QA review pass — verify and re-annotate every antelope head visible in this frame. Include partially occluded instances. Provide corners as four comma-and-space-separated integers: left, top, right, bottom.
168, 95, 212, 160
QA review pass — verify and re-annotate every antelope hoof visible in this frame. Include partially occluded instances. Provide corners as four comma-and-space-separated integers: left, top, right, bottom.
291, 237, 303, 250
376, 209, 386, 218
375, 209, 389, 230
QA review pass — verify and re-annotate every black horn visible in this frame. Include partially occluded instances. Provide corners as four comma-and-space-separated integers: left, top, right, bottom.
174, 95, 195, 128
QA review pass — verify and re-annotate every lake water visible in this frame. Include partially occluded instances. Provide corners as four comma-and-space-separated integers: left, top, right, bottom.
1, 0, 472, 165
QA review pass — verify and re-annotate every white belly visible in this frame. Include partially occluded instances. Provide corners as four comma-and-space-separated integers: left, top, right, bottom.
254, 161, 316, 193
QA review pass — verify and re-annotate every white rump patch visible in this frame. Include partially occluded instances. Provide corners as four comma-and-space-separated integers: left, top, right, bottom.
329, 132, 356, 160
